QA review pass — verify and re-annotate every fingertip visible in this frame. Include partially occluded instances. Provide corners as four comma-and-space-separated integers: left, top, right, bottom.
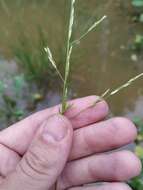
65, 95, 109, 118
38, 114, 73, 144
66, 96, 109, 129
110, 117, 138, 141
114, 151, 142, 181
51, 114, 73, 130
94, 99, 109, 117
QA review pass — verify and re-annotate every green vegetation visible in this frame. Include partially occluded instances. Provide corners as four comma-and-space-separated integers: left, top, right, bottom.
132, 35, 143, 51
131, 0, 143, 52
0, 75, 25, 126
0, 74, 45, 127
129, 118, 143, 190
132, 0, 143, 7
12, 28, 59, 88
129, 164, 143, 190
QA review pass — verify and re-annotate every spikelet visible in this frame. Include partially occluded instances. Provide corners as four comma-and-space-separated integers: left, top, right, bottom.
68, 0, 76, 42
44, 47, 64, 82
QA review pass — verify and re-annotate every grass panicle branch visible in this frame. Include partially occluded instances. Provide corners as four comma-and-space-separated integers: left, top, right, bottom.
101, 73, 143, 100
72, 15, 107, 46
44, 47, 64, 82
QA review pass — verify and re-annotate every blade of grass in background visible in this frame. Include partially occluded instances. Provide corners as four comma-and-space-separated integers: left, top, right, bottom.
0, 0, 9, 16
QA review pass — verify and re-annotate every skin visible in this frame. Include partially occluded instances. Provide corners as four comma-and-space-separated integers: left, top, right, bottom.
0, 95, 141, 190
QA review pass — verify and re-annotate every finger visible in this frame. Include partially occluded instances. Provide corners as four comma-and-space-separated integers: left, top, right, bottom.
0, 96, 108, 177
1, 114, 73, 190
57, 151, 141, 189
0, 176, 4, 185
66, 97, 108, 128
0, 144, 21, 177
69, 183, 132, 190
0, 96, 108, 155
0, 117, 137, 177
70, 117, 137, 160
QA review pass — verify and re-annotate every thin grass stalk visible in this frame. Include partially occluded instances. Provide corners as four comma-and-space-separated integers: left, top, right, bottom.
71, 15, 107, 45
101, 73, 143, 100
86, 73, 143, 110
61, 0, 75, 113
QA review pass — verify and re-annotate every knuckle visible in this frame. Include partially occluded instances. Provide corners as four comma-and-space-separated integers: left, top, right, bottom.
19, 147, 52, 179
83, 128, 95, 153
26, 150, 46, 173
26, 148, 51, 175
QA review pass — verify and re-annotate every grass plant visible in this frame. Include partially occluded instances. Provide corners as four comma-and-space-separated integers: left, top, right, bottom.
13, 28, 59, 88
45, 0, 107, 113
45, 0, 143, 114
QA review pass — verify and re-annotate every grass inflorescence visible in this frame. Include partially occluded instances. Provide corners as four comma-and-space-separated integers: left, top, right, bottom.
45, 0, 107, 114
44, 0, 143, 114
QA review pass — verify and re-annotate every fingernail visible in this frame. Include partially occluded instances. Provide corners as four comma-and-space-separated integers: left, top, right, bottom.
42, 115, 69, 142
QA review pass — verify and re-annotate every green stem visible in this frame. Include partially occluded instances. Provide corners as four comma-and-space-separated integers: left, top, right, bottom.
61, 0, 74, 113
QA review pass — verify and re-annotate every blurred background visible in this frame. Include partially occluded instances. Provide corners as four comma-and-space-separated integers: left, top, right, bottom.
0, 0, 143, 189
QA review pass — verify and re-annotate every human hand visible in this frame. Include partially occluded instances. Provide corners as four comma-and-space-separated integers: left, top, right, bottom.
0, 96, 141, 190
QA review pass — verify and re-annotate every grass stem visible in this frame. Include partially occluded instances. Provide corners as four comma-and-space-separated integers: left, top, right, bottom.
61, 0, 75, 113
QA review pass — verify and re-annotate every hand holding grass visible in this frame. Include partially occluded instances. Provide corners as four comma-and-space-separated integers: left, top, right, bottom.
0, 96, 141, 190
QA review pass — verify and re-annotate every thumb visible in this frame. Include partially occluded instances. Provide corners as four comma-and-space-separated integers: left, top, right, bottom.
2, 114, 73, 190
